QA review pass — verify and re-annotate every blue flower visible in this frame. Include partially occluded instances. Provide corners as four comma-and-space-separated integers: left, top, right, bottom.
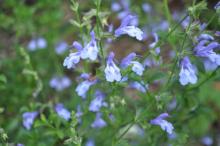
109, 113, 115, 122
142, 3, 152, 13
22, 111, 38, 130
215, 1, 220, 10
181, 16, 190, 29
55, 41, 68, 55
91, 113, 107, 128
179, 56, 198, 86
149, 33, 160, 55
76, 80, 95, 99
215, 31, 220, 36
115, 15, 143, 41
197, 34, 214, 42
27, 37, 47, 51
143, 57, 161, 68
49, 76, 71, 91
85, 139, 95, 146
80, 73, 91, 79
63, 52, 81, 69
104, 52, 122, 82
120, 52, 136, 68
55, 103, 71, 121
201, 136, 213, 146
63, 41, 83, 69
111, 2, 121, 12
107, 24, 114, 43
194, 40, 220, 71
76, 105, 83, 123
129, 81, 148, 93
130, 61, 144, 76
150, 113, 174, 134
89, 91, 107, 112
75, 74, 97, 99
120, 53, 144, 76
81, 31, 99, 61
203, 59, 218, 71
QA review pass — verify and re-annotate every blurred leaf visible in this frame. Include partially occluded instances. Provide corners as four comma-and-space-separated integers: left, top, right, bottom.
188, 1, 207, 19
0, 75, 7, 84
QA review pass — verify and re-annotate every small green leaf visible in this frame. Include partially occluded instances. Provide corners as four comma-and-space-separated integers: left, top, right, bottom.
0, 75, 7, 84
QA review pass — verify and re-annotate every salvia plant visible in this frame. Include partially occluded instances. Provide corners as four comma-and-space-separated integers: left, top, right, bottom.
1, 0, 220, 146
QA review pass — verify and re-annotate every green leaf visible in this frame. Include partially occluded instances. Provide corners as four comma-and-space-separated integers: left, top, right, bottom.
0, 75, 7, 84
69, 19, 81, 28
188, 1, 207, 19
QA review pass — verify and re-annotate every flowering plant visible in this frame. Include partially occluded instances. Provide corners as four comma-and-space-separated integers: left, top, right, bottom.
1, 0, 220, 146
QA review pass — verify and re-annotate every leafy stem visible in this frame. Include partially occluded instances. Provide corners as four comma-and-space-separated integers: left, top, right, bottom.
95, 0, 105, 64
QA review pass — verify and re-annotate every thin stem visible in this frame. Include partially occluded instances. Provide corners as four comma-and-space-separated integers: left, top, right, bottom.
163, 0, 172, 24
144, 14, 188, 58
115, 122, 135, 143
164, 15, 193, 89
75, 4, 83, 37
95, 0, 105, 64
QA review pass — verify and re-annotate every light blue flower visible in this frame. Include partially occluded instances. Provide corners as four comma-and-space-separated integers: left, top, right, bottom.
55, 103, 71, 121
22, 111, 38, 130
76, 105, 83, 123
89, 91, 107, 112
181, 16, 190, 29
131, 61, 144, 76
107, 24, 114, 43
149, 33, 160, 55
91, 113, 107, 128
76, 80, 95, 99
179, 56, 198, 86
86, 139, 95, 146
203, 59, 218, 71
63, 52, 81, 69
120, 52, 136, 68
115, 15, 143, 41
104, 52, 122, 82
120, 53, 144, 76
142, 3, 152, 13
129, 81, 148, 93
37, 37, 47, 49
201, 136, 213, 146
49, 76, 71, 91
27, 37, 47, 51
194, 40, 220, 71
197, 34, 214, 42
150, 113, 174, 134
111, 2, 121, 12
80, 73, 90, 80
63, 41, 83, 69
215, 31, 220, 36
55, 41, 68, 55
215, 1, 220, 10
143, 57, 161, 68
81, 31, 99, 61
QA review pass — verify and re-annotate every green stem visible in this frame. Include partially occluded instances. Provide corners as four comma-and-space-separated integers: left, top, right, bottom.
164, 16, 193, 89
163, 0, 172, 24
95, 0, 105, 64
115, 122, 135, 143
144, 14, 188, 58
74, 2, 83, 37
